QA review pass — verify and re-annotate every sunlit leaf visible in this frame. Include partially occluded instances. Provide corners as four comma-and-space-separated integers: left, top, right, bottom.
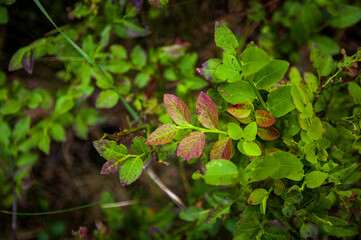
204, 159, 238, 185
305, 171, 328, 188
255, 110, 276, 127
196, 92, 218, 129
146, 123, 179, 145
164, 94, 191, 126
214, 21, 239, 52
257, 126, 280, 141
210, 137, 232, 160
241, 45, 269, 76
226, 103, 253, 119
177, 131, 205, 160
227, 122, 243, 140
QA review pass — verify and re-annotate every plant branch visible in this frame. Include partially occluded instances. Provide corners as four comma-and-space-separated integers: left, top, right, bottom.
146, 167, 186, 209
247, 78, 268, 110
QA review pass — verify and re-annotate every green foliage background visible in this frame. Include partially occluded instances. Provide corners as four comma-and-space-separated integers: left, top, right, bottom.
0, 0, 361, 239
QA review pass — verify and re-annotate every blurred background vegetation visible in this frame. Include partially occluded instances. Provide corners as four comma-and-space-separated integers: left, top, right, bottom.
1, 0, 361, 239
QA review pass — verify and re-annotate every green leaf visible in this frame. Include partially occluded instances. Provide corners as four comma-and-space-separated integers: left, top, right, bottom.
146, 123, 179, 145
218, 81, 256, 104
257, 126, 280, 141
305, 171, 328, 188
0, 121, 11, 150
54, 96, 74, 115
106, 59, 131, 74
243, 141, 261, 156
243, 122, 257, 141
329, 5, 361, 28
196, 58, 222, 82
226, 103, 253, 119
309, 35, 340, 56
131, 137, 151, 155
164, 94, 191, 126
130, 45, 147, 67
304, 72, 319, 92
241, 45, 269, 76
348, 82, 361, 105
291, 83, 308, 112
247, 188, 268, 205
204, 159, 238, 185
96, 90, 119, 109
179, 207, 207, 222
307, 117, 324, 141
0, 5, 8, 24
227, 122, 243, 140
110, 45, 127, 59
210, 137, 232, 160
93, 140, 128, 161
300, 223, 319, 239
267, 86, 295, 118
38, 133, 50, 154
254, 60, 289, 89
49, 123, 66, 142
310, 45, 335, 77
215, 53, 242, 82
119, 157, 143, 186
234, 218, 259, 239
134, 72, 151, 88
245, 151, 303, 182
281, 114, 300, 137
13, 116, 31, 142
214, 21, 239, 52
255, 110, 276, 127
312, 215, 358, 237
273, 179, 285, 195
177, 131, 205, 161
196, 92, 218, 129
1, 99, 22, 115
263, 221, 289, 239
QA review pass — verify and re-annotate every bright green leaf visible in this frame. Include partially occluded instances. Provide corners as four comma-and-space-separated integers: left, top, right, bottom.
228, 122, 243, 140
96, 90, 119, 109
204, 159, 238, 186
243, 122, 257, 141
119, 157, 143, 185
305, 171, 328, 188
267, 86, 295, 118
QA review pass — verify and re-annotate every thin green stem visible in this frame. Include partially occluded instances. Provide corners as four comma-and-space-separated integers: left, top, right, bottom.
176, 125, 227, 135
33, 0, 139, 122
247, 78, 268, 110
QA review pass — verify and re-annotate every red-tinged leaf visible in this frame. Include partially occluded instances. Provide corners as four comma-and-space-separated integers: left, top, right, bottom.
210, 137, 232, 160
257, 126, 280, 141
22, 48, 34, 74
227, 103, 253, 119
146, 123, 178, 145
255, 110, 276, 127
100, 159, 120, 174
196, 92, 218, 129
164, 94, 191, 125
177, 131, 205, 161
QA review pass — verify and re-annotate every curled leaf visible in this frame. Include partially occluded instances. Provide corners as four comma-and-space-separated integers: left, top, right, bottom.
196, 92, 218, 129
226, 103, 253, 119
177, 131, 205, 161
255, 110, 276, 127
146, 123, 178, 145
257, 126, 280, 141
210, 137, 232, 160
164, 94, 191, 125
